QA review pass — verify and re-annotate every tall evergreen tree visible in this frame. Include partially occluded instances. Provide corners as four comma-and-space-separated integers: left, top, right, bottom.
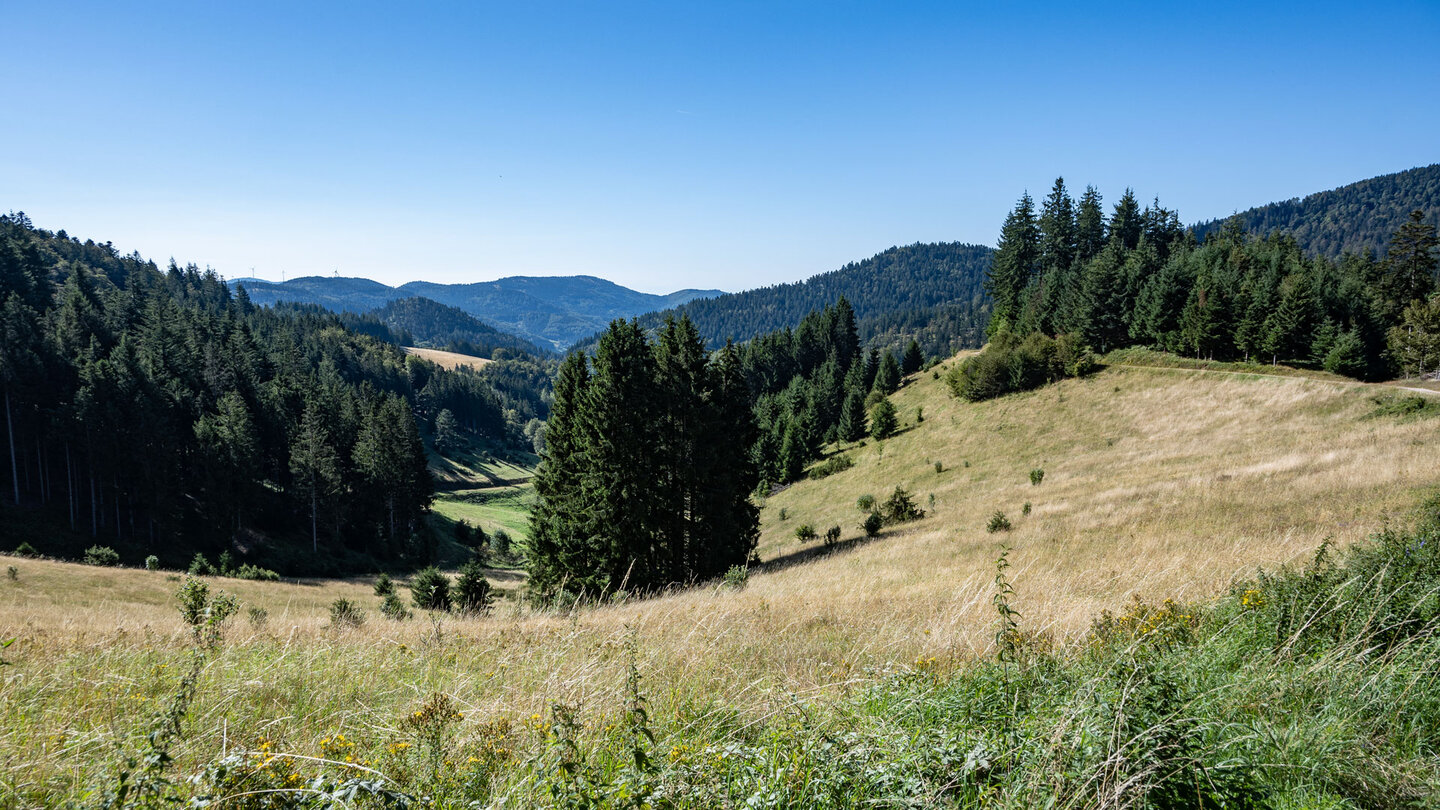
986, 193, 1041, 336
901, 339, 925, 375
289, 400, 340, 553
1074, 186, 1107, 264
527, 351, 592, 597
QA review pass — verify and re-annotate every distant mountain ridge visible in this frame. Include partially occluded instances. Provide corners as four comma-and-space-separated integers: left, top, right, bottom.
1192, 164, 1440, 258
231, 274, 724, 350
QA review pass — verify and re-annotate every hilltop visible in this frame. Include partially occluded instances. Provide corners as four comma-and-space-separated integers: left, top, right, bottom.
1192, 163, 1440, 257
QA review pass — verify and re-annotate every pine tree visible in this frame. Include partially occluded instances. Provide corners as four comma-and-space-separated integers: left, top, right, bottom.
527, 351, 591, 597
1074, 186, 1107, 264
1079, 244, 1129, 353
1109, 189, 1143, 252
868, 399, 897, 440
1384, 210, 1439, 309
901, 339, 925, 375
873, 351, 901, 395
986, 193, 1041, 336
434, 409, 463, 455
289, 401, 340, 553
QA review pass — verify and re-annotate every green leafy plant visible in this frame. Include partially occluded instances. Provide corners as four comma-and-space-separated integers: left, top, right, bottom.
934, 460, 944, 473
1022, 501, 1032, 516
234, 564, 279, 581
881, 486, 925, 524
454, 559, 494, 615
824, 525, 842, 546
856, 494, 876, 512
83, 545, 120, 567
862, 511, 883, 538
795, 524, 817, 543
808, 454, 854, 480
176, 577, 239, 647
722, 565, 749, 590
5, 566, 16, 581
188, 553, 216, 576
144, 555, 160, 571
381, 591, 412, 621
1029, 468, 1045, 486
246, 605, 268, 629
374, 572, 396, 597
12, 542, 37, 558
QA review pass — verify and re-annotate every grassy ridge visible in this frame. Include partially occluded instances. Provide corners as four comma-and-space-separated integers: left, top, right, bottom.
3, 357, 1439, 805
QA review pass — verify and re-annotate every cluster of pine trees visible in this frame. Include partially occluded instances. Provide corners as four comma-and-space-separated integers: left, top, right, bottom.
986, 179, 1440, 380
526, 317, 759, 597
733, 298, 923, 485
0, 213, 524, 572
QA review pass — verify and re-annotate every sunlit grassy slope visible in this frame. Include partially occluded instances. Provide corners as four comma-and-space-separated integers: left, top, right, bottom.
2, 356, 1437, 802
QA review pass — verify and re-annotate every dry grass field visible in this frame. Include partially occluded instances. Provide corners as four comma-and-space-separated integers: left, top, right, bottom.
403, 346, 495, 371
2, 357, 1436, 803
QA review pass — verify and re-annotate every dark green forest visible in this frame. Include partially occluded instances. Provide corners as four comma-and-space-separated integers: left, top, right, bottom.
1192, 164, 1440, 259
960, 178, 1440, 400
361, 296, 552, 359
527, 317, 759, 597
0, 213, 541, 574
576, 243, 994, 360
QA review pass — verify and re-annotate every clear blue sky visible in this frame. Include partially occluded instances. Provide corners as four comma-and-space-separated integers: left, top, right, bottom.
5, 2, 1437, 294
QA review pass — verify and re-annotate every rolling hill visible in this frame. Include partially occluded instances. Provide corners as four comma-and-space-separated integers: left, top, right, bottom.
231, 275, 724, 350
1192, 163, 1440, 257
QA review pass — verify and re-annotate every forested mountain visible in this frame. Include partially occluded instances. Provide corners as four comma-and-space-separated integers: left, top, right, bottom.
369, 297, 550, 358
0, 212, 540, 574
233, 275, 723, 350
575, 242, 994, 359
1192, 164, 1440, 259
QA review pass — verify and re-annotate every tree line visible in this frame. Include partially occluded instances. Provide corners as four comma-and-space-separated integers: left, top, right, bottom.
0, 212, 539, 573
982, 178, 1440, 383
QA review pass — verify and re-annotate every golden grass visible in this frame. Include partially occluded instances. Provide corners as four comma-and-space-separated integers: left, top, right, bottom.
3, 360, 1437, 800
403, 346, 494, 370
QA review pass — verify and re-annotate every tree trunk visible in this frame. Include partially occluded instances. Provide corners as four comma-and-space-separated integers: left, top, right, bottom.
5, 389, 17, 507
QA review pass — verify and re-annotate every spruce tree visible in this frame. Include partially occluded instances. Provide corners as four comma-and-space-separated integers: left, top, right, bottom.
868, 399, 897, 440
873, 351, 901, 395
1074, 186, 1107, 264
1384, 210, 1439, 309
901, 339, 924, 375
986, 193, 1041, 336
527, 351, 591, 597
289, 400, 340, 553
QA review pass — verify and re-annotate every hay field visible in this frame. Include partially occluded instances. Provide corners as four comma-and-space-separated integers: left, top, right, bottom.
2, 359, 1436, 802
403, 346, 494, 370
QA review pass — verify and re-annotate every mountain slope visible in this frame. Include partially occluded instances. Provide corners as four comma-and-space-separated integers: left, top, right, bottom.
579, 242, 994, 357
371, 297, 550, 357
1192, 164, 1440, 257
232, 275, 723, 350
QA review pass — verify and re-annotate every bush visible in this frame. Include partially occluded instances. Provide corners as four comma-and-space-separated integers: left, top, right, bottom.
380, 591, 412, 621
916, 407, 924, 423
795, 524, 817, 543
869, 400, 898, 440
188, 553, 216, 576
947, 330, 1097, 402
247, 606, 268, 628
1022, 502, 1032, 516
778, 508, 788, 522
808, 454, 854, 480
235, 564, 279, 581
824, 525, 842, 546
12, 542, 37, 558
934, 461, 944, 474
987, 511, 1012, 533
410, 566, 452, 612
723, 565, 749, 590
881, 486, 925, 524
454, 559, 493, 615
329, 598, 365, 628
176, 577, 239, 646
492, 529, 513, 560
83, 545, 120, 567
374, 572, 395, 597
144, 555, 160, 571
856, 494, 876, 512
5, 566, 16, 581
217, 551, 236, 577
861, 511, 883, 538
1030, 468, 1045, 486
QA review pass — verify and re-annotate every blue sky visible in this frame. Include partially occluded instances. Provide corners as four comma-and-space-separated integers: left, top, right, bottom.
5, 2, 1437, 294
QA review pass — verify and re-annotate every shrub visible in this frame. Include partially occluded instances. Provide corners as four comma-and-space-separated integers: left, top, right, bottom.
1022, 501, 1032, 516
861, 512, 883, 538
824, 525, 842, 546
217, 551, 236, 577
380, 592, 412, 621
869, 400, 898, 440
1030, 468, 1045, 486
778, 507, 789, 521
374, 572, 395, 597
916, 407, 924, 423
329, 598, 366, 628
144, 555, 160, 571
453, 519, 473, 546
723, 565, 749, 590
492, 529, 513, 560
176, 577, 239, 646
188, 553, 216, 576
247, 606, 268, 628
934, 461, 944, 474
856, 494, 876, 512
235, 564, 279, 581
13, 542, 37, 558
795, 524, 817, 543
83, 545, 120, 567
454, 559, 493, 615
987, 511, 1012, 533
947, 330, 1097, 401
808, 454, 854, 480
5, 566, 16, 581
881, 486, 925, 524
410, 566, 452, 612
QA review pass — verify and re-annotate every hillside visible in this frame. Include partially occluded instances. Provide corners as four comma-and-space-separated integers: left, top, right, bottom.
1192, 163, 1440, 257
233, 275, 724, 350
378, 297, 550, 358
5, 355, 1438, 803
575, 242, 994, 358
